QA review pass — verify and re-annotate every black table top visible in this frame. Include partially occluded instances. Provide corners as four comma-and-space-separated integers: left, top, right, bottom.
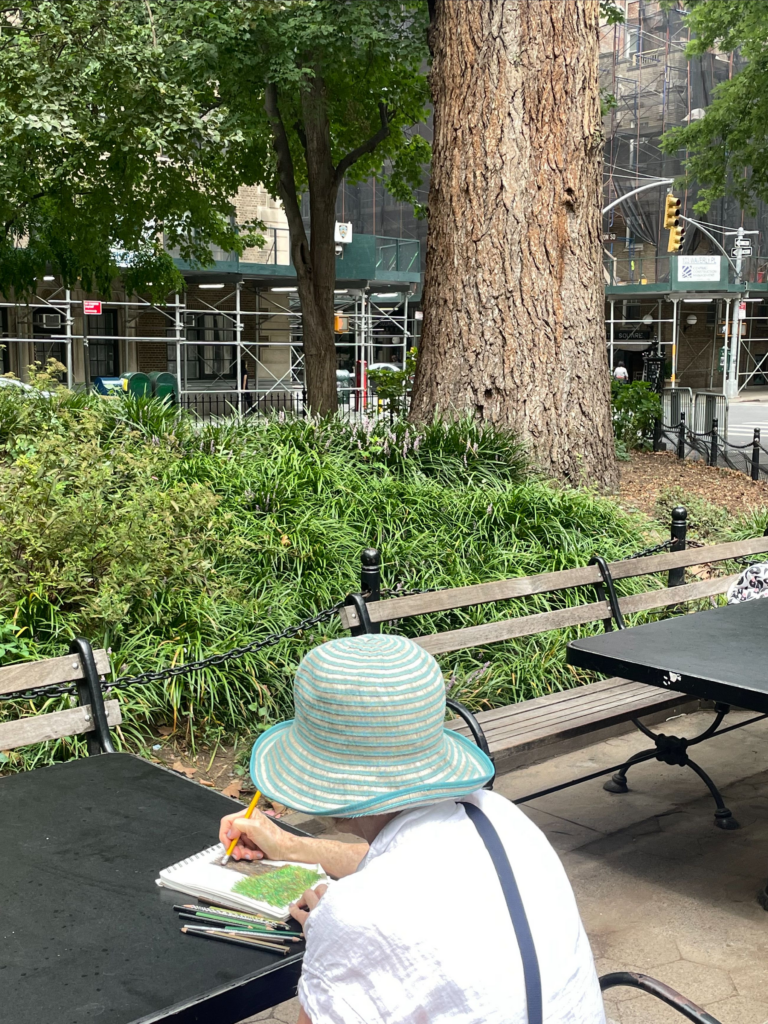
0, 753, 305, 1024
567, 599, 768, 713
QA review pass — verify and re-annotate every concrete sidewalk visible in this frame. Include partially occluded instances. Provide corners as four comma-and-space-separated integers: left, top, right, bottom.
243, 709, 768, 1024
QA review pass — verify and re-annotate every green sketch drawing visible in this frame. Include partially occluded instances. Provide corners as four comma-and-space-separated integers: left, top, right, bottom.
232, 865, 322, 907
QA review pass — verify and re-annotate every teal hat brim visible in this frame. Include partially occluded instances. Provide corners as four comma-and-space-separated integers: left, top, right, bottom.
250, 718, 494, 817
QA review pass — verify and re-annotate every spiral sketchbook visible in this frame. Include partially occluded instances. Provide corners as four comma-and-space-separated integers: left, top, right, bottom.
156, 845, 328, 921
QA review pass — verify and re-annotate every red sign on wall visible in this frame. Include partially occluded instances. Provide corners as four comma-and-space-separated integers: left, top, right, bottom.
83, 300, 102, 316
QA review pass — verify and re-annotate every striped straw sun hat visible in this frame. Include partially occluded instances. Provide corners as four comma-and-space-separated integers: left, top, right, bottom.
249, 634, 494, 817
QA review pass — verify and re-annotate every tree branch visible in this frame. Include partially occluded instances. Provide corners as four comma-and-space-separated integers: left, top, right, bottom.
333, 103, 391, 187
264, 82, 309, 252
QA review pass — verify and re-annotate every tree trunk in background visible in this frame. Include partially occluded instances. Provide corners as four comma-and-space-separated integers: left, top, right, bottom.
411, 0, 618, 489
266, 78, 338, 416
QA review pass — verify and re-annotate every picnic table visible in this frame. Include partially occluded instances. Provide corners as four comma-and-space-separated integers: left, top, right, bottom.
1, 753, 306, 1024
566, 599, 768, 901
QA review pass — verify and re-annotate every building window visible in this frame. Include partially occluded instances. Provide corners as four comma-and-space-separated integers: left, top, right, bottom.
166, 314, 236, 383
32, 309, 67, 374
86, 309, 119, 378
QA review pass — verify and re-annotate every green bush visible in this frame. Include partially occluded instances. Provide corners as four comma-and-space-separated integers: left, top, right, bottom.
0, 390, 651, 768
611, 378, 661, 451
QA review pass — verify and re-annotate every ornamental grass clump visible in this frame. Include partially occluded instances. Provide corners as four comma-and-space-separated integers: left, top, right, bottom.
0, 389, 653, 769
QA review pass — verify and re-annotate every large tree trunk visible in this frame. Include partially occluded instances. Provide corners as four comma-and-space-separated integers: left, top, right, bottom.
265, 78, 338, 416
411, 0, 617, 489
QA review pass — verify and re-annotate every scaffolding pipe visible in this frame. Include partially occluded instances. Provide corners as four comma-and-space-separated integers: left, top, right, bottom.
235, 280, 243, 413
670, 298, 679, 389
65, 288, 73, 390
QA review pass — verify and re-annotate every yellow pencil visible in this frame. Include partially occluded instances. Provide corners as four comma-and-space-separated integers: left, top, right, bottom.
221, 789, 261, 865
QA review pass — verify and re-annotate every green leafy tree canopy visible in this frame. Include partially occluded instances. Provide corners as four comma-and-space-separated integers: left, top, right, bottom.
0, 1, 261, 297
660, 0, 768, 212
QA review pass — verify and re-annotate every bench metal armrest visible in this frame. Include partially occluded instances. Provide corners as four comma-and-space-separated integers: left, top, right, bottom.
446, 696, 495, 789
70, 638, 115, 755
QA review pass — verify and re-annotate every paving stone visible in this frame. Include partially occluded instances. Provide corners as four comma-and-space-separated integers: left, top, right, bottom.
272, 997, 301, 1023
599, 928, 681, 971
704, 994, 768, 1024
642, 960, 735, 1006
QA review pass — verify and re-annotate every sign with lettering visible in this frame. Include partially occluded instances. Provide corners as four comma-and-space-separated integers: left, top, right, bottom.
677, 255, 721, 282
83, 300, 102, 316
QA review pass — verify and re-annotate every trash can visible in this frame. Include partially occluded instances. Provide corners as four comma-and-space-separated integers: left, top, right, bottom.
120, 372, 151, 397
93, 376, 123, 396
149, 371, 178, 404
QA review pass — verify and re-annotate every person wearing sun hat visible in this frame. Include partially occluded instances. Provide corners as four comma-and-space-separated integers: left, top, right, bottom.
219, 634, 604, 1024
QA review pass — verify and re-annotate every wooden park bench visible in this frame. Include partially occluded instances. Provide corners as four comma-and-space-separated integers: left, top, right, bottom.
0, 640, 119, 755
340, 533, 768, 779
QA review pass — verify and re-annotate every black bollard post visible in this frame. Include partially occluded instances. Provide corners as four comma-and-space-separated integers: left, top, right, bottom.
709, 418, 719, 468
653, 417, 662, 452
360, 548, 381, 633
668, 506, 687, 588
677, 412, 686, 461
752, 428, 761, 482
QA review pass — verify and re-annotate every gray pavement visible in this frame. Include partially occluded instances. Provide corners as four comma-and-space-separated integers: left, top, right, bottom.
240, 709, 768, 1024
727, 392, 768, 449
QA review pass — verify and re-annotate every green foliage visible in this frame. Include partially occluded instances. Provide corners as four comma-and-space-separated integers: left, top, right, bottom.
654, 488, 731, 543
0, 389, 652, 770
600, 0, 625, 25
367, 347, 417, 417
0, 1, 263, 296
611, 379, 661, 450
660, 1, 768, 212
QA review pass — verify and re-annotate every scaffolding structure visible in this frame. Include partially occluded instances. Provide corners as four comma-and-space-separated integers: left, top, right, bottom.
600, 0, 768, 393
0, 282, 415, 417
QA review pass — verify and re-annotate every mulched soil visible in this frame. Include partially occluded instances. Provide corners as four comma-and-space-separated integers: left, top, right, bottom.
617, 451, 768, 521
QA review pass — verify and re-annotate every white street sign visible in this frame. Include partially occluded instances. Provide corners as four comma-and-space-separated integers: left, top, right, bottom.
677, 254, 721, 282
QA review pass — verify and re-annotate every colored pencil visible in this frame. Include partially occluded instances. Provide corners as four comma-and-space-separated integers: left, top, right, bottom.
181, 925, 290, 954
175, 904, 290, 929
177, 913, 302, 940
221, 789, 262, 865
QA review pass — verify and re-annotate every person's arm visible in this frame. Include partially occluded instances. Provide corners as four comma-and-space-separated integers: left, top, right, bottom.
297, 1007, 312, 1024
218, 810, 367, 879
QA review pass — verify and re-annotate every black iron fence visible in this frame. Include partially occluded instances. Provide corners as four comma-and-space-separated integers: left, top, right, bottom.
180, 388, 408, 422
656, 414, 768, 482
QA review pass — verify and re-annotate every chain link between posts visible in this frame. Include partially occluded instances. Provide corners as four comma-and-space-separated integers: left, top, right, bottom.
0, 539, 683, 704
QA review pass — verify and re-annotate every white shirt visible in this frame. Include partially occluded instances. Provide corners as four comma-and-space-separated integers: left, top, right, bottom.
613, 366, 629, 381
298, 790, 605, 1024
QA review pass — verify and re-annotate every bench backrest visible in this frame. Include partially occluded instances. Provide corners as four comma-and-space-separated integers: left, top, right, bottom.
0, 648, 120, 752
340, 536, 768, 654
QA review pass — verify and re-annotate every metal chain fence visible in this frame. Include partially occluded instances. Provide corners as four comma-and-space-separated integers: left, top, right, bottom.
0, 535, 697, 705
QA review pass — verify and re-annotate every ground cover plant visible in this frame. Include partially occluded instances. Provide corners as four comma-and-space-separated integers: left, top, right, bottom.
0, 389, 663, 771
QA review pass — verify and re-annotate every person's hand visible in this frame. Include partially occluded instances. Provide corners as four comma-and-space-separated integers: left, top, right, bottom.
290, 883, 328, 926
218, 808, 299, 862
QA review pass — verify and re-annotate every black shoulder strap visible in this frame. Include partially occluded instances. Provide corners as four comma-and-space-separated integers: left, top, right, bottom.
463, 802, 542, 1024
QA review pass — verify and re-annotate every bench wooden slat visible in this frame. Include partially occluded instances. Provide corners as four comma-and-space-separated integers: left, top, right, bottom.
476, 686, 682, 743
0, 650, 111, 697
414, 574, 737, 655
340, 536, 768, 628
0, 699, 122, 751
447, 679, 690, 775
470, 677, 668, 738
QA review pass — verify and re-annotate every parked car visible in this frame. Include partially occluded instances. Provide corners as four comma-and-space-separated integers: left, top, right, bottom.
0, 376, 54, 398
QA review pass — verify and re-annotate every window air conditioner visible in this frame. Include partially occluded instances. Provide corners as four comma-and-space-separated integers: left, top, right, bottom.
42, 313, 62, 329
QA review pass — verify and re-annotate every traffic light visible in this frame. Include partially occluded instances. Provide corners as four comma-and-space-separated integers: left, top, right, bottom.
667, 220, 685, 253
663, 193, 681, 229
664, 193, 685, 252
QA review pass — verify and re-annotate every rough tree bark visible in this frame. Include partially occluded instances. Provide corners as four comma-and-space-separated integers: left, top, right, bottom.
265, 77, 391, 416
410, 0, 618, 489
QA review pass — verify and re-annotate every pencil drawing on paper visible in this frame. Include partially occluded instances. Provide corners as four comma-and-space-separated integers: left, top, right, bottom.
231, 864, 322, 906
